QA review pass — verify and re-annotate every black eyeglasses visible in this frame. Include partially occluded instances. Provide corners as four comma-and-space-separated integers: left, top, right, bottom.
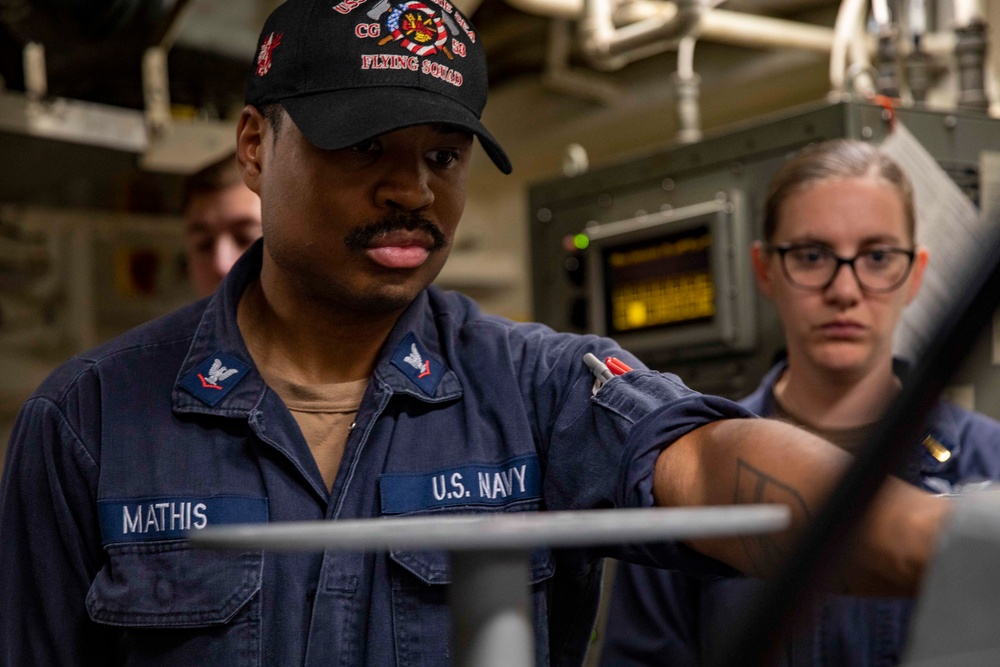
766, 243, 916, 293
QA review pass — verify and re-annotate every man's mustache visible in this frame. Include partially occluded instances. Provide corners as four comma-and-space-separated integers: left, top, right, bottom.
344, 213, 448, 252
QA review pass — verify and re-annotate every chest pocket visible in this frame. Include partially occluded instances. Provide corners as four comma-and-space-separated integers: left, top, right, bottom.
388, 520, 556, 666
86, 541, 262, 667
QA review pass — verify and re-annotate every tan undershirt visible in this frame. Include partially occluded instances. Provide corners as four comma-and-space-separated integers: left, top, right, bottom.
259, 369, 368, 492
237, 280, 369, 491
772, 395, 874, 455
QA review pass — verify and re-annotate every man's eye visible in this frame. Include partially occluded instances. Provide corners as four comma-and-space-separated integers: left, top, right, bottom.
349, 139, 381, 154
428, 150, 459, 167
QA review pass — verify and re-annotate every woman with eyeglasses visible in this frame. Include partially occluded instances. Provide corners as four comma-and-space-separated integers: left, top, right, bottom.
598, 138, 1000, 667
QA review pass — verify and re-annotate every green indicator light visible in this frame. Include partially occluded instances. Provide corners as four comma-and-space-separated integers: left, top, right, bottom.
573, 234, 590, 250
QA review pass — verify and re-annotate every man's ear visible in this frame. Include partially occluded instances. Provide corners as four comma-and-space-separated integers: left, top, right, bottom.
236, 105, 265, 194
751, 241, 775, 300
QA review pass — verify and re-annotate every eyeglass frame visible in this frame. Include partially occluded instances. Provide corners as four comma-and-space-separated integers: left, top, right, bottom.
764, 242, 917, 293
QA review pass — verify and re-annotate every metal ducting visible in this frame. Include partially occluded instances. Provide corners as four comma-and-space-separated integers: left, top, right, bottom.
0, 0, 242, 210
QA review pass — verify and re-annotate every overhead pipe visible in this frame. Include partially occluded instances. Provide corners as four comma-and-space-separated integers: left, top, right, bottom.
830, 0, 874, 95
508, 0, 888, 99
506, 0, 968, 60
578, 0, 702, 70
608, 2, 835, 53
871, 0, 890, 27
951, 0, 982, 26
673, 35, 701, 143
505, 0, 991, 109
541, 19, 625, 104
698, 11, 834, 53
503, 0, 585, 20
506, 0, 839, 55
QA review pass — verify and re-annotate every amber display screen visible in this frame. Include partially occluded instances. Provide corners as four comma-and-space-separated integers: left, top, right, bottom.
601, 224, 716, 336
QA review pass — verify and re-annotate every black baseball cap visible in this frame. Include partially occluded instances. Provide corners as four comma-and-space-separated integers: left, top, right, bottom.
245, 0, 512, 174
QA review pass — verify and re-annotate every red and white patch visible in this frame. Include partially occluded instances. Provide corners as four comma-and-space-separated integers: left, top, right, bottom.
256, 32, 283, 77
381, 2, 452, 60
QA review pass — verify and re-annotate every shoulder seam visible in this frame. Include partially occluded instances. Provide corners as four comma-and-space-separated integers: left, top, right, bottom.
22, 395, 98, 470
77, 333, 195, 365
49, 334, 194, 405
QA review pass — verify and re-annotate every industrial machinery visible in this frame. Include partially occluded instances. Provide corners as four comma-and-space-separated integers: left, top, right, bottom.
528, 99, 1000, 416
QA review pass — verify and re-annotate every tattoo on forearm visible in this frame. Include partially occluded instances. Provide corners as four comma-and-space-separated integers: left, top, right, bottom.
734, 458, 812, 577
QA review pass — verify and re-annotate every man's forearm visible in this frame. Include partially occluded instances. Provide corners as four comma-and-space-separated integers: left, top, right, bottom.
653, 418, 951, 596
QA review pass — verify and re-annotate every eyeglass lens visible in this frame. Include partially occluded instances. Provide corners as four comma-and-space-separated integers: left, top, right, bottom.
780, 245, 914, 291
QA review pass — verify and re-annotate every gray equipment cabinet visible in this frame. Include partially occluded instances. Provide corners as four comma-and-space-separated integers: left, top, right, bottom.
527, 99, 1000, 405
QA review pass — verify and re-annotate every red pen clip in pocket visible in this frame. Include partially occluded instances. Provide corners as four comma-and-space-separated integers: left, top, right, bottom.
604, 357, 633, 376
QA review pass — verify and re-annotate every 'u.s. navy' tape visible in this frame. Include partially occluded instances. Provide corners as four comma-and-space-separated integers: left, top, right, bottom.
380, 455, 541, 514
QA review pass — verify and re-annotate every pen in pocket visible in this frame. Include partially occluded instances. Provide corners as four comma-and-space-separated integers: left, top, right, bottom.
583, 353, 613, 382
605, 357, 632, 376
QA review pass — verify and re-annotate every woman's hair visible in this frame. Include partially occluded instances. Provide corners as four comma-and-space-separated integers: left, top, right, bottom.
763, 139, 915, 242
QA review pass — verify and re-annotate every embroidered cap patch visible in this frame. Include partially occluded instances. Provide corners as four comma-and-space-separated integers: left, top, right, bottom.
179, 352, 251, 407
390, 332, 444, 396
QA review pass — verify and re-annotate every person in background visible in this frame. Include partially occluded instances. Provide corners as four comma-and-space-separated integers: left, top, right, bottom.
599, 138, 1000, 667
182, 154, 263, 297
0, 1, 953, 662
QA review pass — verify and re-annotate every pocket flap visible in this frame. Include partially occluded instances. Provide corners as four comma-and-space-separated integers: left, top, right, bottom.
86, 541, 262, 628
389, 547, 555, 586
